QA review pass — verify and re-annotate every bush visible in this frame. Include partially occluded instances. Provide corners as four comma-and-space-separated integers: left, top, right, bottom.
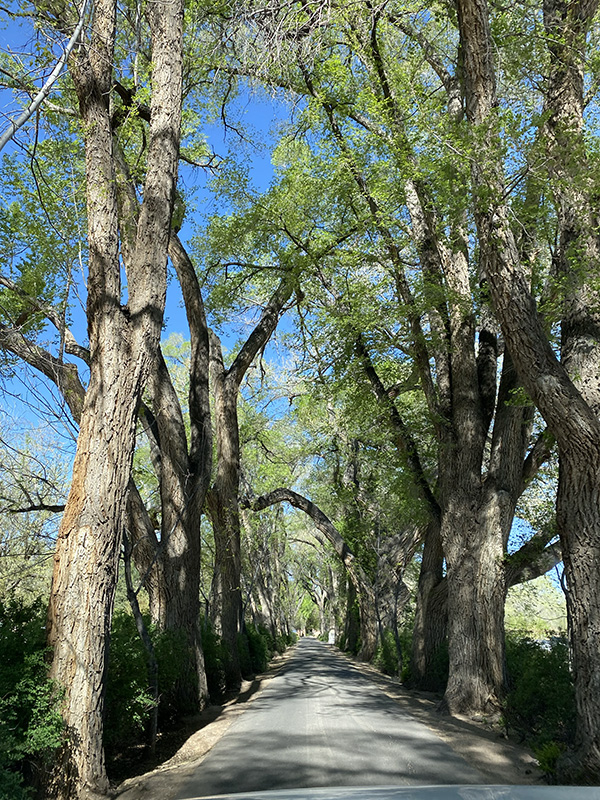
0, 597, 64, 797
105, 611, 202, 753
104, 611, 157, 754
504, 633, 575, 778
255, 624, 292, 658
200, 617, 227, 699
154, 627, 199, 721
534, 740, 564, 782
245, 624, 269, 673
373, 630, 400, 676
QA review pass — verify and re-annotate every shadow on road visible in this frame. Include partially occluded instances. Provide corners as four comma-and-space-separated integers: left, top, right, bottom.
175, 638, 486, 798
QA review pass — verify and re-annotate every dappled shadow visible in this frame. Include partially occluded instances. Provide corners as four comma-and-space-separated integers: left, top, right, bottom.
176, 639, 485, 799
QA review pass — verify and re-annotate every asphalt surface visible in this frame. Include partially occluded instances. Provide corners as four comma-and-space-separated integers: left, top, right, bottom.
176, 638, 486, 799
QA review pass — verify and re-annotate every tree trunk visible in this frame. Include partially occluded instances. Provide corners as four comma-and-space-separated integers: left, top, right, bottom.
207, 277, 294, 688
356, 585, 378, 661
45, 0, 183, 794
543, 3, 600, 775
207, 345, 244, 688
441, 499, 506, 714
558, 448, 600, 780
149, 349, 209, 709
436, 234, 507, 714
47, 394, 138, 799
410, 519, 446, 689
455, 0, 600, 778
343, 578, 360, 654
124, 229, 212, 712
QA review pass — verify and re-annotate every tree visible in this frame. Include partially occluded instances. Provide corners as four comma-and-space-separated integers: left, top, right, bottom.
454, 0, 600, 779
206, 274, 295, 688
0, 0, 220, 737
125, 235, 213, 712
41, 0, 185, 794
210, 0, 559, 714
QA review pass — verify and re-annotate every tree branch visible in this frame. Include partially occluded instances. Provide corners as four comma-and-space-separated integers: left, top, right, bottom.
227, 273, 295, 390
0, 0, 92, 153
355, 333, 440, 522
169, 234, 212, 477
0, 323, 85, 422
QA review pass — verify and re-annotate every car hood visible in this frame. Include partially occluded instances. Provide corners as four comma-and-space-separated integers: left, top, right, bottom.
181, 785, 599, 800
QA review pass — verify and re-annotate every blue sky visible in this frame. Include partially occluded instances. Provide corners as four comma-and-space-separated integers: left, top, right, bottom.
0, 12, 294, 437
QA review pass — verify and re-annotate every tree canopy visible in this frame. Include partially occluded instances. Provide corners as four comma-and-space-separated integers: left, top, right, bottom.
0, 0, 599, 793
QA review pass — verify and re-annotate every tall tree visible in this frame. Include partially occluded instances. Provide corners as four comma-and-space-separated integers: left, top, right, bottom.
455, 0, 600, 779
211, 0, 558, 713
207, 273, 295, 687
41, 0, 185, 794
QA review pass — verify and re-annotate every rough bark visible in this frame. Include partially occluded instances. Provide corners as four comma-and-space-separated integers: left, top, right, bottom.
324, 40, 517, 712
148, 349, 209, 708
441, 504, 506, 714
119, 194, 212, 709
342, 577, 360, 654
456, 0, 600, 778
206, 336, 244, 687
44, 0, 184, 795
543, 0, 600, 779
134, 234, 212, 711
440, 348, 537, 713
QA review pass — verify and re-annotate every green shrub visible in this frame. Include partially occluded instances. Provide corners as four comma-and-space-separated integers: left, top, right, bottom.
373, 630, 400, 676
153, 627, 198, 721
0, 597, 64, 797
245, 624, 269, 673
104, 611, 156, 754
0, 764, 30, 800
534, 740, 564, 782
256, 624, 275, 658
200, 617, 227, 699
504, 633, 575, 774
106, 611, 214, 748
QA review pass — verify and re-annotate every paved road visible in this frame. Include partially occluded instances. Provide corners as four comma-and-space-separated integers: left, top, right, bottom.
176, 638, 485, 799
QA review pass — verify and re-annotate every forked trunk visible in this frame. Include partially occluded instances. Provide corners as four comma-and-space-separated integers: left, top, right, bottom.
207, 277, 294, 688
455, 0, 600, 777
44, 0, 184, 793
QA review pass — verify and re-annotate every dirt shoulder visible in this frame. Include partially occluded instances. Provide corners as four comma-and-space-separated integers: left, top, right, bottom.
113, 643, 542, 799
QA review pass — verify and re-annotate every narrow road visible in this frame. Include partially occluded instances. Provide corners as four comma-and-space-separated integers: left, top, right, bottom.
176, 638, 485, 798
